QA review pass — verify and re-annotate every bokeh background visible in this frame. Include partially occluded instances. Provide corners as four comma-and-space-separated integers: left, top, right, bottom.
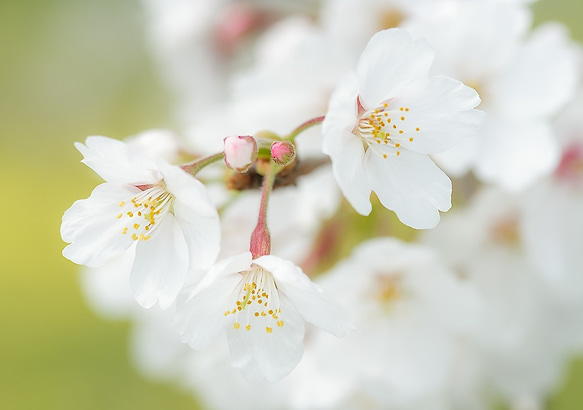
0, 0, 581, 408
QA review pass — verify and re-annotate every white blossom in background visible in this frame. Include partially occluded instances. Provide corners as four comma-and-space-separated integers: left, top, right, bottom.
124, 128, 184, 163
320, 0, 458, 63
61, 136, 221, 308
80, 250, 136, 320
140, 0, 322, 124
521, 91, 583, 350
186, 16, 349, 159
288, 238, 483, 409
174, 252, 351, 382
323, 28, 483, 229
422, 188, 575, 405
405, 2, 579, 189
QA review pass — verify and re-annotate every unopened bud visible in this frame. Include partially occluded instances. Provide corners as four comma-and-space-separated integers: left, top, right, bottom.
271, 141, 296, 166
224, 135, 258, 172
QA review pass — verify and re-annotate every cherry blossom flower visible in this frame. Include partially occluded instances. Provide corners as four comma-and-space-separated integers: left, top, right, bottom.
405, 2, 578, 189
174, 252, 351, 382
422, 188, 576, 404
322, 28, 483, 228
289, 238, 483, 409
61, 136, 221, 309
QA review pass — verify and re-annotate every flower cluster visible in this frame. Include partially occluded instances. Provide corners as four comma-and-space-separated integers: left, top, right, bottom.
63, 0, 583, 408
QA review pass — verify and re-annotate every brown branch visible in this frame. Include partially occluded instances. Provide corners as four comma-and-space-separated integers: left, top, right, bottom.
226, 157, 330, 191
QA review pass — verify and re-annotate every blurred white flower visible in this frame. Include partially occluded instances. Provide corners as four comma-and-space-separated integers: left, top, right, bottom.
289, 238, 483, 409
322, 28, 483, 228
174, 252, 351, 382
125, 128, 184, 163
521, 92, 583, 350
186, 16, 349, 159
423, 188, 575, 404
61, 136, 221, 308
320, 0, 457, 63
406, 2, 579, 189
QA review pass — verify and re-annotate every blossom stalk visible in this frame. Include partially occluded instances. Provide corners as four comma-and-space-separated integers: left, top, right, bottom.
250, 162, 277, 258
285, 116, 325, 142
181, 152, 225, 176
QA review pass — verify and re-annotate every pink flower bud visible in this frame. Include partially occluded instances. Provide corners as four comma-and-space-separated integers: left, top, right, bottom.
224, 135, 258, 172
271, 141, 296, 166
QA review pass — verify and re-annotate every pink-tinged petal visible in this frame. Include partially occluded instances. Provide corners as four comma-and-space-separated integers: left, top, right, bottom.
394, 76, 484, 154
75, 136, 160, 184
324, 129, 372, 216
322, 74, 359, 140
61, 183, 140, 266
227, 294, 305, 383
490, 24, 578, 119
255, 255, 352, 338
131, 215, 189, 309
365, 150, 451, 229
356, 28, 434, 109
474, 117, 559, 191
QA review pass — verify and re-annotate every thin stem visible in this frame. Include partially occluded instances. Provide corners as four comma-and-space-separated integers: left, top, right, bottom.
285, 116, 325, 142
181, 152, 224, 176
250, 162, 277, 258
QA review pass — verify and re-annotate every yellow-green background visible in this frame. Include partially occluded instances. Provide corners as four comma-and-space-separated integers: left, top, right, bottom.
0, 0, 581, 408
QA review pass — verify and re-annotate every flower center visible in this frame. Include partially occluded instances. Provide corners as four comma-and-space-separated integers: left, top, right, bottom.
491, 216, 520, 247
117, 184, 173, 241
356, 101, 421, 159
374, 274, 403, 312
378, 7, 405, 30
224, 266, 284, 334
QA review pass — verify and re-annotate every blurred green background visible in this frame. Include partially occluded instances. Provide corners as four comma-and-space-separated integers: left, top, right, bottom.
0, 0, 581, 409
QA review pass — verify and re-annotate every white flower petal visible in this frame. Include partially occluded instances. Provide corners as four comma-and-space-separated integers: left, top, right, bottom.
175, 275, 242, 350
62, 183, 140, 266
255, 255, 352, 338
173, 204, 221, 270
75, 136, 160, 184
227, 294, 305, 383
356, 28, 434, 109
365, 150, 451, 229
395, 76, 484, 154
322, 73, 360, 141
131, 215, 189, 309
174, 253, 252, 349
325, 129, 372, 216
160, 163, 221, 270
